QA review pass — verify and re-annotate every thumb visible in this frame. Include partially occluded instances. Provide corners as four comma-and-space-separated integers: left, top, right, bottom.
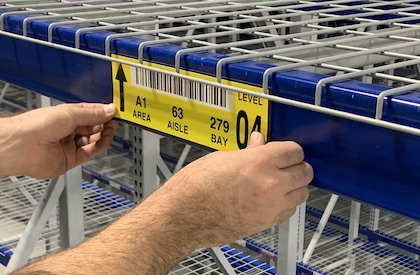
67, 103, 117, 126
247, 132, 265, 148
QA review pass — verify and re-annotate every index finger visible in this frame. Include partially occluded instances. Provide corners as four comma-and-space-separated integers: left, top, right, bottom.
262, 141, 305, 168
60, 103, 117, 126
66, 102, 112, 109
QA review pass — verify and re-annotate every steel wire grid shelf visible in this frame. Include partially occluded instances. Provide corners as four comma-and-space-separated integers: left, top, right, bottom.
0, 176, 133, 266
1, 1, 420, 221
0, 81, 33, 113
306, 188, 420, 257
170, 246, 276, 275
242, 220, 420, 275
82, 144, 135, 195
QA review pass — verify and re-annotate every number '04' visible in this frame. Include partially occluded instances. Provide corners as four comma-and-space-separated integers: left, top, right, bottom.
236, 110, 261, 149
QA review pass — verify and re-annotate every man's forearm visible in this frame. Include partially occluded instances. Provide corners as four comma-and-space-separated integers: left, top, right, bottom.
12, 184, 197, 275
0, 117, 24, 178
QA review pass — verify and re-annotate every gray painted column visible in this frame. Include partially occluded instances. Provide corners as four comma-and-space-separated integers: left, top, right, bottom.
276, 209, 299, 275
58, 166, 85, 248
132, 128, 160, 203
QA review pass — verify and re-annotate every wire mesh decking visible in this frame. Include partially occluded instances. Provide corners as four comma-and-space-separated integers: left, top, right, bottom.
244, 219, 420, 275
0, 177, 133, 266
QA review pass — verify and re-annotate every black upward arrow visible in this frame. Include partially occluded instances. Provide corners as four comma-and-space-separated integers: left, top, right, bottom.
116, 64, 127, 112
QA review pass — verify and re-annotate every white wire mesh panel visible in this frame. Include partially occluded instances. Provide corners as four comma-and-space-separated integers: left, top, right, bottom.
0, 177, 53, 262
83, 145, 135, 195
0, 176, 133, 265
0, 81, 32, 113
171, 246, 276, 275
2, 0, 420, 85
306, 187, 420, 257
244, 219, 420, 275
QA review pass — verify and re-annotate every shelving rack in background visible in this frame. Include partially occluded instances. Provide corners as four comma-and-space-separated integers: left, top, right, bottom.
0, 1, 419, 274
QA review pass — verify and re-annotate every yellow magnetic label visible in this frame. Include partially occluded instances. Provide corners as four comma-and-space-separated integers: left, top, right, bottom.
112, 55, 268, 151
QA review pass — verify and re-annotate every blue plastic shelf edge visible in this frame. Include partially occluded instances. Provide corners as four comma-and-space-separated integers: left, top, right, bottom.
0, 33, 112, 104
297, 263, 328, 275
0, 245, 11, 266
3, 11, 420, 127
274, 103, 420, 221
220, 246, 276, 274
82, 166, 134, 195
372, 230, 420, 256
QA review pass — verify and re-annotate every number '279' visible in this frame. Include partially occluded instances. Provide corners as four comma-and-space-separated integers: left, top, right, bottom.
210, 117, 229, 133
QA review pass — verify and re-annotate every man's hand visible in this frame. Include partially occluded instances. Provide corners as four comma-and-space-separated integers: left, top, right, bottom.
144, 132, 313, 250
0, 103, 118, 179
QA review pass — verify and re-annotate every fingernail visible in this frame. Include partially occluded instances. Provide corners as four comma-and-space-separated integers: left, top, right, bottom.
250, 132, 262, 144
104, 103, 116, 115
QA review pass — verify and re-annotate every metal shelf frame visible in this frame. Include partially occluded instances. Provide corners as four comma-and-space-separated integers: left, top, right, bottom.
1, 1, 420, 274
0, 1, 419, 221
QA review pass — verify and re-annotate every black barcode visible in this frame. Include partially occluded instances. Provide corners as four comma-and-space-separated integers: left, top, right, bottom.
132, 67, 233, 111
